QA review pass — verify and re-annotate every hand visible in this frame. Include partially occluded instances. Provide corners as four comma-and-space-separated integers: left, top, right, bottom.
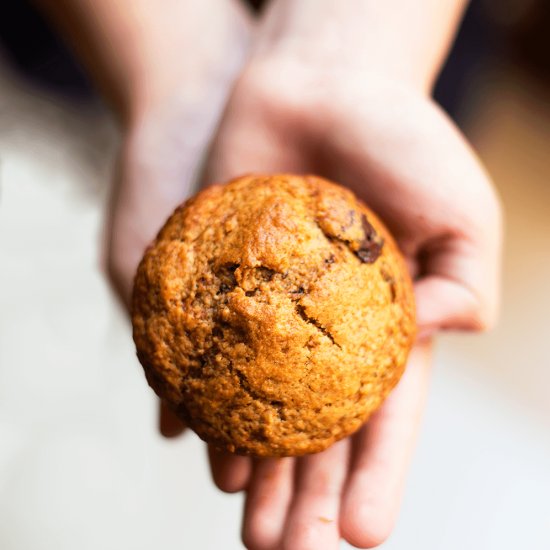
104, 0, 253, 434
106, 0, 253, 307
202, 56, 502, 549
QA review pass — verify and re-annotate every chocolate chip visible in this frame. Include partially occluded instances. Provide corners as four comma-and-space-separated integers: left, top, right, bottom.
356, 248, 381, 263
355, 215, 384, 264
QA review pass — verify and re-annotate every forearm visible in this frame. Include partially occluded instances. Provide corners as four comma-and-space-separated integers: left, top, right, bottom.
35, 0, 251, 124
255, 0, 467, 93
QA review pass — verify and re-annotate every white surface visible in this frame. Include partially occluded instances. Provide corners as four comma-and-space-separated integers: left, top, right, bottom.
1, 61, 549, 549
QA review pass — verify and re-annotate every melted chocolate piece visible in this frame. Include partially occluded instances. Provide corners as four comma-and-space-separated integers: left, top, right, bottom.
355, 215, 384, 264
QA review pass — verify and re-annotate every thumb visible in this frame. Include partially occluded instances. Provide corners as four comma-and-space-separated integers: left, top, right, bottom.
413, 232, 502, 337
415, 276, 492, 337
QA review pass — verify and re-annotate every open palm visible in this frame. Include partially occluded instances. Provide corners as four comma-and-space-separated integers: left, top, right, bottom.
200, 60, 502, 549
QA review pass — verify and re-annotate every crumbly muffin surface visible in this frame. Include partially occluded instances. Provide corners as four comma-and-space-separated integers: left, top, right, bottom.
132, 174, 416, 457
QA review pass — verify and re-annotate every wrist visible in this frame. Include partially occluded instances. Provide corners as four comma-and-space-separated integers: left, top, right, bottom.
253, 0, 467, 95
37, 0, 252, 128
251, 40, 430, 98
126, 14, 252, 130
236, 55, 427, 121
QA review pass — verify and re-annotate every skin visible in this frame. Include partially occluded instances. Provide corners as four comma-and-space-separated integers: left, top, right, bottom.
37, 0, 502, 548
200, 58, 501, 549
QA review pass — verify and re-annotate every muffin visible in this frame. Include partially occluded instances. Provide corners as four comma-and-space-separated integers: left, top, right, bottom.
132, 174, 416, 457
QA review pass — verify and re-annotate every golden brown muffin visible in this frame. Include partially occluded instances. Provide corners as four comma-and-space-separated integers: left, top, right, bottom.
132, 174, 416, 457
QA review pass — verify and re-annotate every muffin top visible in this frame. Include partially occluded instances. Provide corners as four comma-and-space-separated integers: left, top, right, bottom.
132, 174, 416, 456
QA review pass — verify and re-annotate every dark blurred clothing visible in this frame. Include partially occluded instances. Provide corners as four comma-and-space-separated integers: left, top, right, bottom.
0, 0, 547, 121
0, 0, 92, 98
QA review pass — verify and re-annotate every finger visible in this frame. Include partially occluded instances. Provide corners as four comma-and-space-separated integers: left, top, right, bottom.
415, 276, 490, 337
208, 446, 253, 494
159, 401, 186, 438
340, 341, 432, 548
242, 457, 295, 550
414, 228, 502, 336
281, 439, 350, 550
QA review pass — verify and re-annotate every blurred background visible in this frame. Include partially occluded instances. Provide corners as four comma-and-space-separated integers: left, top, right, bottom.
0, 1, 549, 548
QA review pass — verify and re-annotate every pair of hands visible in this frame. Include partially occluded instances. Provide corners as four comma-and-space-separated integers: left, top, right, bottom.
106, 2, 502, 548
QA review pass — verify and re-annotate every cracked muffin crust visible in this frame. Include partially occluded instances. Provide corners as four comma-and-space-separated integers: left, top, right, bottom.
132, 174, 416, 457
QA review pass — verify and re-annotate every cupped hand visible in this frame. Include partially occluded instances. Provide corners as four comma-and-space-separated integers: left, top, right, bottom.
201, 58, 502, 549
